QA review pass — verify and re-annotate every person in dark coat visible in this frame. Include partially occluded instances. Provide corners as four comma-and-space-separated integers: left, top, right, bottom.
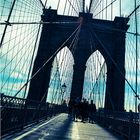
80, 99, 89, 122
74, 97, 80, 121
88, 100, 96, 123
68, 99, 73, 115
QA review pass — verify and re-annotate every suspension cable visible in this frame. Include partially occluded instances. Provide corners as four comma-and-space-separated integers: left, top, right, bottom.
67, 0, 79, 15
38, 0, 45, 9
88, 24, 140, 100
90, 23, 140, 36
23, 23, 42, 98
0, 0, 17, 48
13, 24, 81, 98
40, 25, 81, 103
93, 0, 117, 18
0, 21, 80, 25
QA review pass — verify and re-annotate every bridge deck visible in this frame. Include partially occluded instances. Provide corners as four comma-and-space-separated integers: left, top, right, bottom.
3, 114, 120, 140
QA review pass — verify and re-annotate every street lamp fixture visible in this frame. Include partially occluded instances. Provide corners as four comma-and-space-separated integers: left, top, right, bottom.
61, 83, 67, 103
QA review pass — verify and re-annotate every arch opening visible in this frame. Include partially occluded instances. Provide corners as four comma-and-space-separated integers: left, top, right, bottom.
46, 46, 74, 104
83, 50, 107, 109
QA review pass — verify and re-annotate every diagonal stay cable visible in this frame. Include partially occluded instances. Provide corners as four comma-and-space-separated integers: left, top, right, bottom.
89, 42, 106, 105
90, 23, 140, 36
38, 0, 45, 9
0, 0, 16, 48
128, 5, 140, 18
92, 0, 104, 14
90, 0, 99, 13
89, 38, 105, 99
38, 30, 80, 104
13, 24, 81, 97
75, 0, 81, 13
67, 0, 79, 15
57, 30, 80, 104
57, 25, 80, 95
23, 23, 42, 98
88, 23, 140, 100
47, 33, 76, 92
47, 26, 80, 88
89, 31, 104, 69
40, 25, 81, 103
78, 0, 83, 12
93, 0, 117, 18
0, 27, 39, 73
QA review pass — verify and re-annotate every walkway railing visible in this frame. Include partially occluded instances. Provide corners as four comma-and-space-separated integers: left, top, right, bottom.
95, 110, 139, 140
1, 94, 67, 135
1, 94, 139, 139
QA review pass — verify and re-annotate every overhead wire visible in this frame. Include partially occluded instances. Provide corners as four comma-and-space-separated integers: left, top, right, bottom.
87, 28, 106, 108
67, 0, 79, 15
13, 24, 81, 98
88, 23, 140, 101
23, 23, 42, 98
93, 0, 117, 18
0, 21, 79, 25
52, 25, 80, 103
90, 22, 140, 36
0, 0, 43, 96
40, 25, 81, 103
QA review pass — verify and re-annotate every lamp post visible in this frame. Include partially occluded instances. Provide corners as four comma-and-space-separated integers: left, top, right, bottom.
61, 83, 67, 104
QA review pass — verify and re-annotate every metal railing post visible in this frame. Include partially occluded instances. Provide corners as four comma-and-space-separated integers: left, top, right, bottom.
128, 111, 133, 139
21, 103, 27, 130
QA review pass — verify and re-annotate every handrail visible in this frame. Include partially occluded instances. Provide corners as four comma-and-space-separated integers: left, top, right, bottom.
1, 94, 68, 135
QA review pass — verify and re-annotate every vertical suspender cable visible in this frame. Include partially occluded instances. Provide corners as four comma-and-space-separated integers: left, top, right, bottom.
120, 0, 121, 17
23, 23, 42, 98
63, 0, 68, 15
134, 1, 138, 139
70, 0, 74, 16
134, 0, 138, 113
106, 0, 107, 19
102, 0, 104, 19
111, 0, 113, 20
57, 0, 61, 11
0, 0, 16, 48
68, 2, 71, 15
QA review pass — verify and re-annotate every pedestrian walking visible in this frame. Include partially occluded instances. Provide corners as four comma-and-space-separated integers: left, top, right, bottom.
88, 100, 96, 123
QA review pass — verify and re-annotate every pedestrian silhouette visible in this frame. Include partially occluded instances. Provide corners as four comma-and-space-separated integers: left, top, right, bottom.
88, 100, 96, 123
